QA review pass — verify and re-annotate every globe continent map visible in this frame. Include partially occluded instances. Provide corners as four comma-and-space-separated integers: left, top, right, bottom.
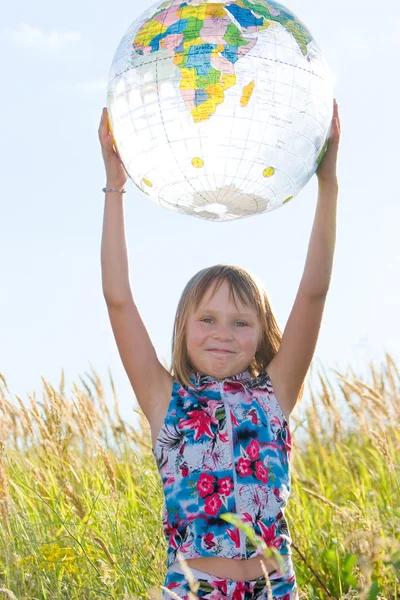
107, 0, 333, 220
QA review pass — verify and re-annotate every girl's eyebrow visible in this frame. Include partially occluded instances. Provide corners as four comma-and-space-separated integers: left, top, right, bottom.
197, 308, 255, 318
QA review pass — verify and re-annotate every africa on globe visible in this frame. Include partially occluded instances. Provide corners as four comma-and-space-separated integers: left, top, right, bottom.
107, 0, 334, 221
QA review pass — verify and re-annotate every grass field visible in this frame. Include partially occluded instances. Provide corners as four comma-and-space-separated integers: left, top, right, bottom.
0, 354, 399, 599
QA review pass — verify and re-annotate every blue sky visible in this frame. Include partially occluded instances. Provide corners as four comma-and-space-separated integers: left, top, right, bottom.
1, 0, 399, 428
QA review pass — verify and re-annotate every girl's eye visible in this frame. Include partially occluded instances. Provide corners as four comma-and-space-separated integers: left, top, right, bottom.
201, 319, 248, 326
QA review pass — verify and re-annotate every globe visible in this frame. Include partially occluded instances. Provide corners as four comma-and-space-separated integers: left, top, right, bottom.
107, 0, 334, 221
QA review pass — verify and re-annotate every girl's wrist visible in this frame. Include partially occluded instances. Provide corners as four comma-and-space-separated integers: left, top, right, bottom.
105, 183, 126, 191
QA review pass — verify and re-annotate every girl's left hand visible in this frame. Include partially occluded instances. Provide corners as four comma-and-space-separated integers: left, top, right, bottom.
316, 98, 341, 185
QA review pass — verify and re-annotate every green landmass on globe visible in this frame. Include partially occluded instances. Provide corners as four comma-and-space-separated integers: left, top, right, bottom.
132, 0, 314, 123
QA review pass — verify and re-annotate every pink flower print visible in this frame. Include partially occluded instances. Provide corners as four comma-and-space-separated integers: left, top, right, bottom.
236, 457, 252, 477
168, 525, 180, 550
204, 493, 222, 516
196, 473, 215, 498
255, 460, 268, 484
273, 486, 281, 500
209, 580, 228, 599
179, 538, 193, 554
284, 425, 292, 455
166, 581, 181, 590
242, 512, 253, 524
223, 381, 243, 393
210, 580, 228, 599
179, 409, 218, 441
203, 532, 216, 549
179, 442, 186, 456
270, 414, 282, 428
205, 399, 223, 415
180, 464, 189, 477
217, 580, 228, 595
231, 411, 240, 427
218, 430, 229, 443
227, 526, 240, 548
257, 520, 281, 550
217, 476, 233, 496
232, 580, 248, 600
248, 408, 258, 425
178, 388, 186, 397
246, 440, 260, 461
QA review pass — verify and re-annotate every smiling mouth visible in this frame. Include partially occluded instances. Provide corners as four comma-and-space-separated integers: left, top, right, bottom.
207, 349, 235, 354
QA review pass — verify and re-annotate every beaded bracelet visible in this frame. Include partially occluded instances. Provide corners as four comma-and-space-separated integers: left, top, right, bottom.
102, 187, 126, 194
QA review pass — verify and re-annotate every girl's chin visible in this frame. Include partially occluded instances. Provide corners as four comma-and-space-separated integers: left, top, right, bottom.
203, 357, 244, 376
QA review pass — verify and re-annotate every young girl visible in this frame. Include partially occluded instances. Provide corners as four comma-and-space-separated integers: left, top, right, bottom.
98, 100, 341, 600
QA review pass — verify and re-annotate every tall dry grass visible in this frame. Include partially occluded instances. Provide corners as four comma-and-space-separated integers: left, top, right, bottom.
0, 355, 398, 599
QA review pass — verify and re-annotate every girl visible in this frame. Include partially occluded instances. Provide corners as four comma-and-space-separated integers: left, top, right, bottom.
98, 100, 341, 599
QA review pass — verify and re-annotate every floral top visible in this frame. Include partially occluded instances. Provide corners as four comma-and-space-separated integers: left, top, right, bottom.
152, 369, 293, 567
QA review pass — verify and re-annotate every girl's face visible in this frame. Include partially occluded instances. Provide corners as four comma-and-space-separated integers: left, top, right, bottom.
186, 279, 262, 380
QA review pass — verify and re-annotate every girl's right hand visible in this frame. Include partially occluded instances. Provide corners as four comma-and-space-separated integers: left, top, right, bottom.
98, 107, 128, 189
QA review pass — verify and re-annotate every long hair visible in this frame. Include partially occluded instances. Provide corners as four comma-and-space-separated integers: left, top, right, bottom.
171, 264, 305, 402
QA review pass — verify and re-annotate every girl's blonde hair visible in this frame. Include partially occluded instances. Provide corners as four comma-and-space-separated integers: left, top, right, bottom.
171, 264, 304, 402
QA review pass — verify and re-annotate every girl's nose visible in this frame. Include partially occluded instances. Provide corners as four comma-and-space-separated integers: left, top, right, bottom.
213, 326, 234, 341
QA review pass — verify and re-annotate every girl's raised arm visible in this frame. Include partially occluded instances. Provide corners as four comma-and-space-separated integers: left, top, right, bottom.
98, 108, 173, 421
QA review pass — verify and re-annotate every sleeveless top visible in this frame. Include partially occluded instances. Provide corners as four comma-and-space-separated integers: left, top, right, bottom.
152, 369, 293, 567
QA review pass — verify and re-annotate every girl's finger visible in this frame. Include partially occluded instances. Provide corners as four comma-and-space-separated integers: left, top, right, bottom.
100, 108, 107, 125
99, 119, 110, 138
331, 119, 340, 145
